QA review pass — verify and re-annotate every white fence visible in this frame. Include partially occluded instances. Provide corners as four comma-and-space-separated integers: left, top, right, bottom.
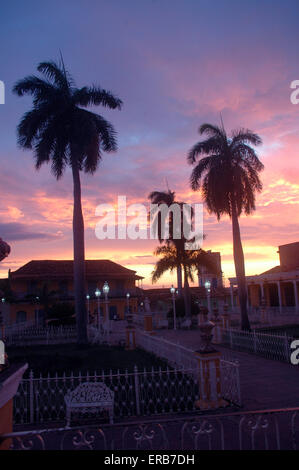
1, 325, 77, 346
1, 322, 128, 347
221, 327, 293, 362
135, 331, 241, 406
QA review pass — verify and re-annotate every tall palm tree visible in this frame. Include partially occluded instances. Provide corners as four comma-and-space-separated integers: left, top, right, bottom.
149, 189, 194, 296
13, 60, 122, 344
188, 123, 263, 330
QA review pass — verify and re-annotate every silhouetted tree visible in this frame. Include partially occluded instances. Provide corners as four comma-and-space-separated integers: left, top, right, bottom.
188, 123, 263, 330
152, 244, 216, 318
13, 60, 122, 344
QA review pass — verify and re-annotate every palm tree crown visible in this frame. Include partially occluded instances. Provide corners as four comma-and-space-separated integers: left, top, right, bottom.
188, 124, 263, 219
13, 60, 122, 178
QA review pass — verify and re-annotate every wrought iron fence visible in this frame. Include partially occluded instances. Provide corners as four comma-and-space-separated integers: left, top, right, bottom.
221, 328, 292, 362
1, 325, 77, 346
4, 406, 299, 450
14, 366, 201, 425
1, 324, 127, 347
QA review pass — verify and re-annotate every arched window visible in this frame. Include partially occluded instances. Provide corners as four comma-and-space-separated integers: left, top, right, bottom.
16, 311, 27, 324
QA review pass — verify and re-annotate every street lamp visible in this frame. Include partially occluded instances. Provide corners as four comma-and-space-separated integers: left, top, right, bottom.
95, 288, 101, 329
170, 285, 177, 330
86, 294, 90, 322
103, 281, 110, 333
204, 280, 211, 317
126, 292, 130, 316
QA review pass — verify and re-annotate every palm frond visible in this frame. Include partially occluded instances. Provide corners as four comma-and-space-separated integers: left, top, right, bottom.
73, 86, 123, 110
37, 61, 70, 89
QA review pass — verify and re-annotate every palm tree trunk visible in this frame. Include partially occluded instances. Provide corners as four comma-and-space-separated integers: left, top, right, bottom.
177, 264, 182, 295
183, 265, 191, 319
231, 203, 251, 331
72, 159, 88, 345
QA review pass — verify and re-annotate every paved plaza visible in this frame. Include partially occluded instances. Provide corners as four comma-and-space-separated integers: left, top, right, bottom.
156, 329, 299, 411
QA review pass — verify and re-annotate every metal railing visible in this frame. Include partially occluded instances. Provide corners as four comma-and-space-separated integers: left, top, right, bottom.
221, 327, 293, 362
4, 406, 299, 449
1, 325, 77, 346
14, 366, 201, 425
1, 323, 127, 346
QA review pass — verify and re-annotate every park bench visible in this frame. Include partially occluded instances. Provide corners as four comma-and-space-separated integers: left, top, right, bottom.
64, 382, 114, 426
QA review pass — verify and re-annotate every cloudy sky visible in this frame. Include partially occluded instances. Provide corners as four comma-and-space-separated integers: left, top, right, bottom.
0, 0, 299, 287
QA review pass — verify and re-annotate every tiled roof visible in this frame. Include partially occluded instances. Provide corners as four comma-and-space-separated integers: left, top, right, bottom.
10, 260, 143, 280
260, 265, 299, 275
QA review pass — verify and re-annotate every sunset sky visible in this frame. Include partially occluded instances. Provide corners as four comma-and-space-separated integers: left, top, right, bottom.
0, 0, 299, 288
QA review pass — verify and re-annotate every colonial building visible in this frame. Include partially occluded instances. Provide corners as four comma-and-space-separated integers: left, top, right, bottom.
1, 259, 143, 326
229, 242, 299, 311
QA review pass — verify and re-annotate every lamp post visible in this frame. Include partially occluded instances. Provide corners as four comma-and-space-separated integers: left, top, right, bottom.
86, 294, 90, 323
95, 288, 101, 329
126, 292, 130, 317
103, 281, 110, 334
204, 280, 211, 318
170, 285, 177, 330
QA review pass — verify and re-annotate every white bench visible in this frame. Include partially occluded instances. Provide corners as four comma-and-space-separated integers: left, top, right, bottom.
64, 382, 114, 426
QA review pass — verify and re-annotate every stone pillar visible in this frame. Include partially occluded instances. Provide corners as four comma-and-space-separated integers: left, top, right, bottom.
293, 281, 299, 312
194, 311, 226, 410
0, 363, 28, 450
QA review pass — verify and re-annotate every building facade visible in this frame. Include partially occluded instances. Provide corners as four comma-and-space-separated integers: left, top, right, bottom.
1, 259, 143, 326
229, 242, 299, 312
